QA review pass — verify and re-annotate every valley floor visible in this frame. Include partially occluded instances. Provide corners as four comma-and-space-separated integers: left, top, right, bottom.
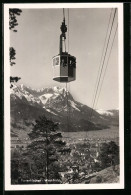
62, 127, 119, 145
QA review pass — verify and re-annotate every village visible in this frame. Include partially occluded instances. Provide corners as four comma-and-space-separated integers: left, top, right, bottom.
11, 132, 119, 184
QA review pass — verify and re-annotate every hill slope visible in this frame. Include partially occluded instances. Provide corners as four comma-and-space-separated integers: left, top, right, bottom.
10, 84, 119, 132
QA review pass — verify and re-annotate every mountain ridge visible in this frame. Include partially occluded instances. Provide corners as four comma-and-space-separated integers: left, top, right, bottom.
10, 84, 119, 132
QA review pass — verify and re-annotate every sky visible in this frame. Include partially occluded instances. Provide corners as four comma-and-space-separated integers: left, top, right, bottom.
10, 8, 118, 110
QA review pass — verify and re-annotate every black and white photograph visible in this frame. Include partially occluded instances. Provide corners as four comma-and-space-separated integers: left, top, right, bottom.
4, 3, 124, 190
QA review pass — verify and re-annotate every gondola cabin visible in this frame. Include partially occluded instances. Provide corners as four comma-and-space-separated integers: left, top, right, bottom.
52, 53, 76, 82
52, 9, 76, 83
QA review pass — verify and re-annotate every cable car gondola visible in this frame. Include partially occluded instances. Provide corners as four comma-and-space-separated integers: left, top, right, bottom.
52, 9, 76, 83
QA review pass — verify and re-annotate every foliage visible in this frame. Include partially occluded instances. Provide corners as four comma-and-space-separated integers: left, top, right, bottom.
11, 149, 22, 184
98, 141, 119, 169
28, 115, 59, 139
27, 116, 67, 181
9, 9, 22, 87
11, 116, 69, 183
10, 77, 21, 87
9, 9, 22, 32
10, 47, 20, 87
10, 47, 16, 66
9, 47, 21, 87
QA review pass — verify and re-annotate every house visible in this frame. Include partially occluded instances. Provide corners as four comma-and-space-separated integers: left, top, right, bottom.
11, 136, 30, 149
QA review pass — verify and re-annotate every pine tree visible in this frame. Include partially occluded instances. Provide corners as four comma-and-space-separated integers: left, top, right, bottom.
26, 115, 68, 183
9, 47, 20, 86
98, 141, 119, 169
9, 9, 22, 32
9, 9, 22, 87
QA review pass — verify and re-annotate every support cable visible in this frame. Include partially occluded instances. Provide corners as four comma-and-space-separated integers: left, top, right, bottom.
68, 82, 70, 137
90, 8, 113, 110
86, 8, 113, 140
63, 8, 65, 20
65, 8, 70, 136
86, 8, 117, 135
90, 9, 117, 118
65, 82, 69, 134
95, 24, 118, 109
64, 39, 66, 52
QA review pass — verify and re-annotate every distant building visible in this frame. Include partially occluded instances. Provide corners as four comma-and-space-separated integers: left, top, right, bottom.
11, 136, 30, 149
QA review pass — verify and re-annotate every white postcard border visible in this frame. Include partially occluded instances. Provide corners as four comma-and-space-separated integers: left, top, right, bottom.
4, 3, 124, 190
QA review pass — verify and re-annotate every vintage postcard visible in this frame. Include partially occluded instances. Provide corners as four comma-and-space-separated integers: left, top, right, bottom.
4, 3, 124, 190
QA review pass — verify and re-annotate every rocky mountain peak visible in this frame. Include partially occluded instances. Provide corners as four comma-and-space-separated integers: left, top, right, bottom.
10, 84, 119, 132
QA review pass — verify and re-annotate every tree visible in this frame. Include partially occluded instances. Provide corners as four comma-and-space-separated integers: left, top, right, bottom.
9, 9, 22, 32
98, 141, 119, 169
10, 47, 16, 66
11, 149, 22, 184
25, 115, 68, 183
9, 47, 21, 87
9, 9, 22, 87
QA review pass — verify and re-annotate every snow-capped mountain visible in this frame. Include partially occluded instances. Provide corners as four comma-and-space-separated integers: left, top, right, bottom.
11, 84, 81, 115
10, 84, 119, 132
96, 109, 119, 127
96, 109, 119, 117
